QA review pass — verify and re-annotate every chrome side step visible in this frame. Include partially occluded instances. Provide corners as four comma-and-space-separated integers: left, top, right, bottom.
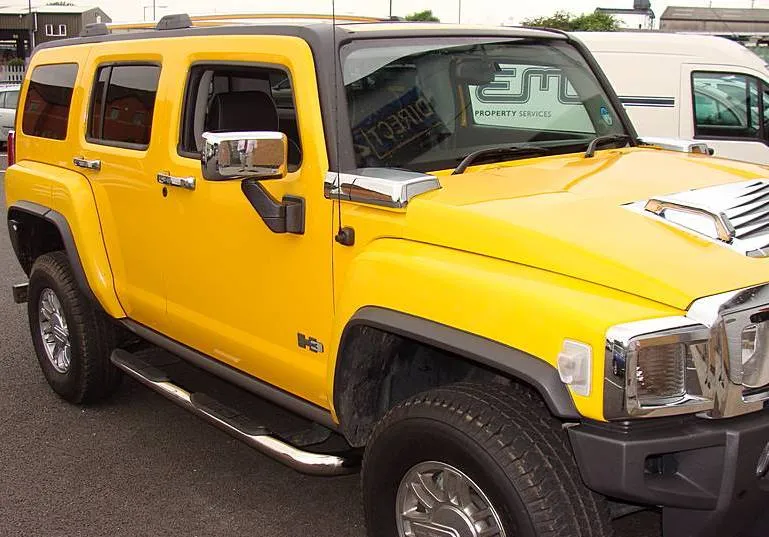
110, 349, 359, 477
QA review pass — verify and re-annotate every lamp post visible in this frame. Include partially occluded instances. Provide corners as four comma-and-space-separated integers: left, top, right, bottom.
143, 4, 167, 21
458, 0, 461, 23
28, 0, 34, 51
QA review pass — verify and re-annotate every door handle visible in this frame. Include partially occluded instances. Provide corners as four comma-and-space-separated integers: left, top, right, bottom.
73, 157, 101, 170
157, 172, 196, 191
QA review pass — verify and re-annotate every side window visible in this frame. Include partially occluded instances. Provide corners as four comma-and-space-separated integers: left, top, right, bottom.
692, 72, 760, 139
88, 64, 160, 149
178, 64, 302, 171
6, 90, 19, 109
469, 64, 595, 134
22, 63, 78, 140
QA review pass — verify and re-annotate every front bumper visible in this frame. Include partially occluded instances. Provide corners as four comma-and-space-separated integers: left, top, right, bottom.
568, 409, 769, 537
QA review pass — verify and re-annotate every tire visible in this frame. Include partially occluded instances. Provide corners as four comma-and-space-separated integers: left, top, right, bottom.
27, 251, 121, 404
362, 383, 613, 537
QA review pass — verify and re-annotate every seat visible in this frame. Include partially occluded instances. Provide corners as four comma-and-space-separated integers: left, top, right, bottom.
205, 91, 279, 132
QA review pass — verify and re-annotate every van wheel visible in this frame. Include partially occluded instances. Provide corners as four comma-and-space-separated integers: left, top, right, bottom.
27, 251, 121, 403
362, 383, 613, 537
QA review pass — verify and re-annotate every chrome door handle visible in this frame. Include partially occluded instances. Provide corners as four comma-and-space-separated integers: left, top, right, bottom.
73, 157, 101, 170
157, 172, 196, 191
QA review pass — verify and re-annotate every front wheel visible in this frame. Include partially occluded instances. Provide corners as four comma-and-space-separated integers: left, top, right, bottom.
362, 383, 613, 537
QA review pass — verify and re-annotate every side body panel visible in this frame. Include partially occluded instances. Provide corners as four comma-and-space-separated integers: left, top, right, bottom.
6, 45, 125, 318
588, 50, 681, 140
329, 235, 683, 422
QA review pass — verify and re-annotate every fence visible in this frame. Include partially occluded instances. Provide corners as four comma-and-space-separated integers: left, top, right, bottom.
0, 64, 25, 84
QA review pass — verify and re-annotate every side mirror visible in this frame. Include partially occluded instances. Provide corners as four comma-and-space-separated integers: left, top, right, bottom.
201, 131, 288, 181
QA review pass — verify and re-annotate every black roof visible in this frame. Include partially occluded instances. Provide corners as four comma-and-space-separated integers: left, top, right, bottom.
37, 20, 566, 52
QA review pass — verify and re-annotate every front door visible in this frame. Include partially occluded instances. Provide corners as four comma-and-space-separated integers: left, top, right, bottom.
159, 43, 334, 407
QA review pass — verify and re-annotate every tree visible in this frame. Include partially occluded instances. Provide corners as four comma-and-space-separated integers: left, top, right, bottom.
405, 10, 440, 22
522, 10, 619, 31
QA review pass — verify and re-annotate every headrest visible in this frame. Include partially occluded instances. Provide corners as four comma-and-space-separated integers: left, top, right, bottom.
206, 91, 279, 132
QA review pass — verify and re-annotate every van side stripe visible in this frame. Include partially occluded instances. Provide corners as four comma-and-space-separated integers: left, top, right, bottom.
619, 96, 675, 108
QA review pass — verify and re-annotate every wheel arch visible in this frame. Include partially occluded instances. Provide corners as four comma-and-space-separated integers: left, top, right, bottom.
332, 306, 579, 447
7, 200, 124, 318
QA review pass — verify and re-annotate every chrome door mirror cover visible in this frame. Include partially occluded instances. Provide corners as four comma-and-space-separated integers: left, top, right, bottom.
201, 131, 288, 181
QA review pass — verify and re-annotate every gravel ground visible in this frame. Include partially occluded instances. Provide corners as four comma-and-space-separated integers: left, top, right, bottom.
0, 169, 665, 537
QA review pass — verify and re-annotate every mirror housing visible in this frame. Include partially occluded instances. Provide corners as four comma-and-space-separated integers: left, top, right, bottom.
454, 58, 498, 85
202, 131, 288, 181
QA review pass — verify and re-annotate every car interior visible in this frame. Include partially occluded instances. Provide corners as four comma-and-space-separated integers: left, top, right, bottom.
180, 65, 302, 171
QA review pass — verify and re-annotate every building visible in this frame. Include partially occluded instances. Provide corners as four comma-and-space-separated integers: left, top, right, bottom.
594, 1, 655, 30
595, 7, 655, 30
660, 6, 769, 33
0, 5, 111, 61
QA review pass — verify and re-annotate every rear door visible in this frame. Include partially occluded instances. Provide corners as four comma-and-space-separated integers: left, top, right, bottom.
681, 64, 769, 164
76, 44, 168, 331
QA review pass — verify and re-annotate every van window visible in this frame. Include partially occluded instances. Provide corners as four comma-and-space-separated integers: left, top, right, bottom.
21, 63, 78, 140
178, 64, 302, 171
88, 64, 160, 149
692, 72, 765, 139
4, 90, 18, 109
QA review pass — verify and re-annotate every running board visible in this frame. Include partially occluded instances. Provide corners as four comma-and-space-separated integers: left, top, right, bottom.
110, 349, 358, 477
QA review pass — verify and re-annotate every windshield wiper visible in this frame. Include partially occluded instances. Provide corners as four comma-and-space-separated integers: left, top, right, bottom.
452, 145, 549, 175
584, 134, 631, 158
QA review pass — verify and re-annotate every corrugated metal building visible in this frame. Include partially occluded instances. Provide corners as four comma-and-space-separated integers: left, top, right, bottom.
0, 5, 111, 60
660, 7, 769, 33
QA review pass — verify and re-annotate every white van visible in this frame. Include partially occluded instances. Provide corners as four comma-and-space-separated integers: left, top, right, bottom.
576, 32, 769, 164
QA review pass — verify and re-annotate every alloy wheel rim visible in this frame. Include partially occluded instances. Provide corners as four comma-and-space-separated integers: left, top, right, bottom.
38, 288, 71, 374
396, 460, 506, 537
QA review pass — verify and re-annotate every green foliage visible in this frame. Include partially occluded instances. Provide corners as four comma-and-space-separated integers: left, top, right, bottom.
8, 58, 25, 67
522, 10, 620, 31
405, 10, 440, 22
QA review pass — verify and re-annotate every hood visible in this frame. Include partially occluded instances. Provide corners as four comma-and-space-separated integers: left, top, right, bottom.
405, 148, 769, 310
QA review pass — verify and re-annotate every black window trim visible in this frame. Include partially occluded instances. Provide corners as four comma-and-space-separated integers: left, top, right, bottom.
691, 70, 769, 146
85, 60, 162, 152
176, 60, 302, 172
21, 61, 79, 141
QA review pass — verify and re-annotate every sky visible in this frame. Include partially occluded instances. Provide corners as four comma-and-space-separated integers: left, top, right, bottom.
14, 0, 769, 25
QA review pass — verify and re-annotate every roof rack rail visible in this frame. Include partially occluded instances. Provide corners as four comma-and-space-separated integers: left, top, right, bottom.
156, 13, 193, 31
80, 22, 110, 37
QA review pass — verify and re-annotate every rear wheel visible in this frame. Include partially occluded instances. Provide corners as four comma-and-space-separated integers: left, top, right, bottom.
362, 383, 613, 537
28, 251, 121, 403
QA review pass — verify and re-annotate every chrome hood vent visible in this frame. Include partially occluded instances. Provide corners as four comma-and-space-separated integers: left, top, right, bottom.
627, 180, 769, 258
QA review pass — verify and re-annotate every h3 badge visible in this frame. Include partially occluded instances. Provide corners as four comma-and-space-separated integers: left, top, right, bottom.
297, 333, 324, 353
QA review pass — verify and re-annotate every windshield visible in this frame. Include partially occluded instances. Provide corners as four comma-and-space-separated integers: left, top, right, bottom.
342, 37, 628, 173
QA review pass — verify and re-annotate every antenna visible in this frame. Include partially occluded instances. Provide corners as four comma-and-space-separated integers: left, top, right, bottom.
333, 0, 355, 246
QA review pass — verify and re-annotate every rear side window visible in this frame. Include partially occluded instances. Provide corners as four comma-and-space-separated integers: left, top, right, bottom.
88, 64, 160, 149
22, 63, 78, 140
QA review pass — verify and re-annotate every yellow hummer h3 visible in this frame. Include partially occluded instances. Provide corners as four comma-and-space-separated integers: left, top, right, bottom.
5, 13, 769, 537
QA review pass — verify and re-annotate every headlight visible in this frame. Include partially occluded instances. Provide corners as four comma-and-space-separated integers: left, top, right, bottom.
604, 318, 714, 419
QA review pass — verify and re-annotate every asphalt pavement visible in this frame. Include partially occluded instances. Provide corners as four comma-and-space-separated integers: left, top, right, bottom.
0, 169, 662, 537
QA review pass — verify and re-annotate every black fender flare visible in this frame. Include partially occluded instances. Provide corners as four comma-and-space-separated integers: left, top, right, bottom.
334, 306, 580, 420
7, 200, 98, 304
